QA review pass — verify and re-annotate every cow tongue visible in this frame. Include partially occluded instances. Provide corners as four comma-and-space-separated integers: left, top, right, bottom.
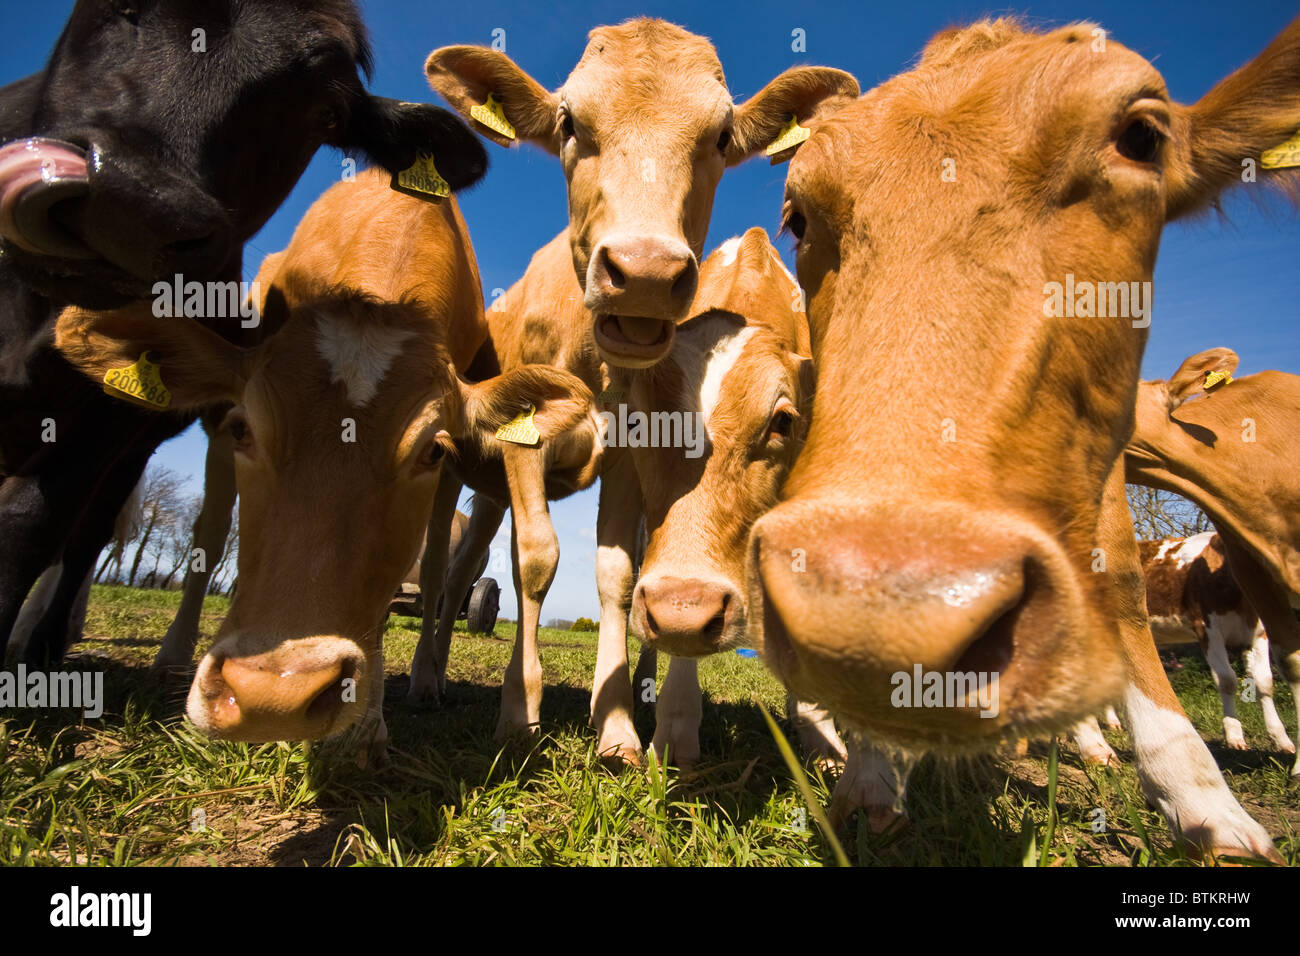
613, 315, 666, 346
0, 138, 90, 256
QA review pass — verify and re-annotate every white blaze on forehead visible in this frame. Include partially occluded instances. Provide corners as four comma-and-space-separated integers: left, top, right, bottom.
314, 315, 415, 407
716, 235, 742, 267
671, 316, 758, 431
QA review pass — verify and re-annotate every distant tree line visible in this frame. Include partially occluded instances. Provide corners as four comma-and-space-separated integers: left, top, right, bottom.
95, 464, 239, 595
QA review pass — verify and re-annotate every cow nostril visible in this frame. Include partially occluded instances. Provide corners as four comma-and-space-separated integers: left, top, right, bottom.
304, 656, 356, 724
671, 260, 697, 302
601, 249, 626, 289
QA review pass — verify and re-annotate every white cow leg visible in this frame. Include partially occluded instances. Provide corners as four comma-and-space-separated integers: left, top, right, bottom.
828, 731, 913, 833
7, 563, 62, 665
788, 694, 847, 768
354, 644, 390, 770
650, 656, 702, 767
1279, 646, 1300, 778
409, 475, 462, 704
1073, 714, 1120, 767
590, 450, 643, 764
1103, 705, 1123, 731
1125, 681, 1279, 861
496, 446, 555, 740
154, 426, 235, 674
1242, 626, 1294, 754
1202, 628, 1246, 750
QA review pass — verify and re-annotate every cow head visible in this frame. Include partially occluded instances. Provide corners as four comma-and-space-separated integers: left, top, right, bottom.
748, 17, 1300, 750
54, 293, 593, 741
426, 17, 855, 368
1129, 348, 1300, 596
625, 229, 812, 657
0, 0, 487, 308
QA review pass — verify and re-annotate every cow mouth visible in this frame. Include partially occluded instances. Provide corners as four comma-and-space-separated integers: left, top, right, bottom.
0, 138, 93, 260
594, 314, 676, 368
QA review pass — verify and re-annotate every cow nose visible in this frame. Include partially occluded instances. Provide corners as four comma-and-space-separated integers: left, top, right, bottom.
633, 576, 739, 656
588, 237, 698, 317
187, 637, 366, 742
749, 500, 1118, 745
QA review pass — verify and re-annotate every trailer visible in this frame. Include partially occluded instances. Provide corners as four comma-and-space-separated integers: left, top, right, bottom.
387, 508, 500, 635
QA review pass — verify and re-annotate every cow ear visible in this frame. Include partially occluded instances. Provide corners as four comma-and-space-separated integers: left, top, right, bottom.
426, 46, 560, 153
1165, 16, 1300, 220
333, 96, 489, 192
728, 66, 859, 166
1165, 347, 1240, 410
53, 304, 244, 411
458, 365, 595, 444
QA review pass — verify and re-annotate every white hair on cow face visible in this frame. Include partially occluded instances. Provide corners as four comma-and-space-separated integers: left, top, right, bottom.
666, 314, 757, 432
313, 312, 415, 407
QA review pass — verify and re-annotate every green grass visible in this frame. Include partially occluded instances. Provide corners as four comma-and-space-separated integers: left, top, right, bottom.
1, 584, 1296, 866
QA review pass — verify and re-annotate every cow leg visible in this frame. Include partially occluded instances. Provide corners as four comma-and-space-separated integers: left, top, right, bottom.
1217, 532, 1300, 777
590, 448, 643, 765
788, 695, 847, 768
650, 655, 702, 766
408, 474, 463, 704
1100, 473, 1279, 861
154, 422, 234, 673
20, 437, 155, 666
495, 445, 554, 739
427, 495, 505, 699
355, 638, 390, 770
1201, 626, 1247, 750
1072, 715, 1120, 767
6, 562, 61, 664
632, 644, 657, 715
1103, 704, 1123, 730
1245, 626, 1296, 754
828, 731, 913, 833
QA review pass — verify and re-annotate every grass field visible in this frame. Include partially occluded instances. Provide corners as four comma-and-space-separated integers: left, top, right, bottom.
2, 584, 1297, 866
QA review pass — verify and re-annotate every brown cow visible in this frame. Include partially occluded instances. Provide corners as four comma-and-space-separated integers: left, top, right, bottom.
53, 172, 596, 752
1126, 348, 1300, 777
749, 18, 1300, 859
426, 17, 858, 366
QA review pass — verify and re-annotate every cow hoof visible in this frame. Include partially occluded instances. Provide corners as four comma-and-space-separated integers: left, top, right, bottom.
405, 686, 443, 710
1083, 750, 1121, 768
1199, 844, 1285, 866
1274, 738, 1296, 755
599, 746, 644, 771
1225, 738, 1249, 752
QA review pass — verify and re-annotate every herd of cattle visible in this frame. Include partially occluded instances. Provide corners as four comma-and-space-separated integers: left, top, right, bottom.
1, 2, 1298, 864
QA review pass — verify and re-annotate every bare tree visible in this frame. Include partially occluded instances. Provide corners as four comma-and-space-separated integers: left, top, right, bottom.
1126, 485, 1212, 541
127, 465, 186, 587
161, 494, 205, 588
208, 509, 240, 596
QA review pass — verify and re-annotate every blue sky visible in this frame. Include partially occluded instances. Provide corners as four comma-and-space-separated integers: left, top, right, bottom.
5, 1, 1298, 619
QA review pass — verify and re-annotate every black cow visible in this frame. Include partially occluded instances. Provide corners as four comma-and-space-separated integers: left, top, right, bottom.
0, 0, 487, 665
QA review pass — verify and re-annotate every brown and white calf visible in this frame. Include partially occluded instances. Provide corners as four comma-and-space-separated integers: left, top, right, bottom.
53, 175, 595, 751
411, 18, 856, 760
1125, 348, 1300, 777
750, 18, 1300, 859
1077, 532, 1294, 764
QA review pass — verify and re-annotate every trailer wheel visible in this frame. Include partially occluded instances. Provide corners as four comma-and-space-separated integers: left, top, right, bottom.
466, 577, 500, 635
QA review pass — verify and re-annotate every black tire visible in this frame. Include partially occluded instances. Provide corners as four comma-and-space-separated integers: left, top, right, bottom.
466, 577, 500, 635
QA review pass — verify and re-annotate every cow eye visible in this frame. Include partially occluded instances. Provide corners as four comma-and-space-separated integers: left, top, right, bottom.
560, 110, 576, 142
717, 128, 732, 153
782, 206, 807, 242
1116, 118, 1164, 164
224, 411, 251, 447
418, 437, 447, 469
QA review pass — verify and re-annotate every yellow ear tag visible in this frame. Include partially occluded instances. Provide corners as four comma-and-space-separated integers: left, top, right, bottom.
766, 115, 810, 163
103, 352, 171, 409
495, 404, 540, 445
1261, 129, 1300, 170
1203, 369, 1233, 391
470, 93, 516, 141
391, 154, 450, 202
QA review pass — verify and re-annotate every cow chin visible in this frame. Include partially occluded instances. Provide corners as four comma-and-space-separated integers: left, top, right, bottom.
186, 634, 371, 743
746, 500, 1127, 753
